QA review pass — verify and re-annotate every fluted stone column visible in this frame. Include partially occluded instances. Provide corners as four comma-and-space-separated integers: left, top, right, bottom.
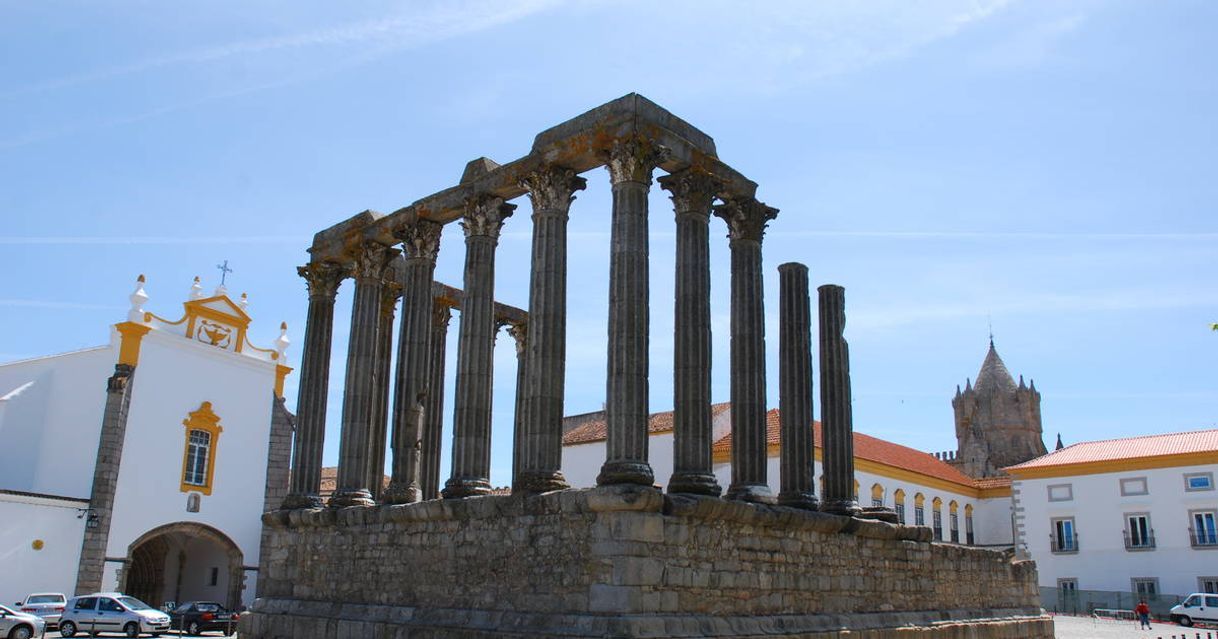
658, 169, 721, 496
778, 263, 817, 509
444, 196, 514, 498
819, 284, 861, 516
714, 197, 778, 504
506, 322, 527, 484
516, 166, 586, 493
384, 221, 444, 504
421, 304, 451, 500
282, 261, 345, 509
597, 138, 664, 487
367, 280, 400, 501
330, 241, 398, 508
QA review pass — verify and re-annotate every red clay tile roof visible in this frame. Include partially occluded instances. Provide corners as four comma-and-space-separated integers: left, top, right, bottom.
562, 402, 731, 445
1005, 429, 1218, 470
973, 476, 1013, 490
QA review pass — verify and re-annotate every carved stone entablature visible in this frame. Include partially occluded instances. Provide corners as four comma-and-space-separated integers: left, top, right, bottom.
658, 169, 722, 219
460, 195, 515, 240
297, 261, 346, 300
713, 197, 779, 244
432, 303, 452, 328
394, 219, 444, 263
604, 136, 670, 186
521, 166, 587, 214
504, 321, 527, 355
349, 242, 400, 283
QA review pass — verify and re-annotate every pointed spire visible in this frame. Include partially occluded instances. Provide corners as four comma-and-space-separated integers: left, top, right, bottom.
1019, 374, 1026, 389
274, 321, 290, 363
955, 384, 961, 397
128, 274, 149, 323
975, 340, 1017, 393
965, 377, 972, 392
1055, 433, 1064, 450
189, 276, 204, 300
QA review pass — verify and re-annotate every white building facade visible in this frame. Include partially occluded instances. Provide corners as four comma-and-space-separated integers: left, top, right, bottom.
0, 275, 292, 609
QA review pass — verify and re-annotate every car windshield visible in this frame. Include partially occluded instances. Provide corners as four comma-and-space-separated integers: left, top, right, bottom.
27, 595, 64, 604
118, 596, 154, 611
197, 603, 220, 612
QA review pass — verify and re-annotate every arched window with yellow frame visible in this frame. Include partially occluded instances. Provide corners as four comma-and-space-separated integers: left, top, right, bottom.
180, 402, 223, 496
914, 493, 926, 526
870, 483, 884, 507
932, 497, 944, 541
893, 489, 907, 524
949, 500, 960, 543
964, 504, 975, 545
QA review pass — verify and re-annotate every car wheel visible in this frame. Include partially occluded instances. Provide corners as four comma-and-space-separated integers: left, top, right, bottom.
124, 621, 140, 637
60, 620, 77, 637
187, 621, 201, 636
9, 624, 34, 639
1179, 615, 1193, 627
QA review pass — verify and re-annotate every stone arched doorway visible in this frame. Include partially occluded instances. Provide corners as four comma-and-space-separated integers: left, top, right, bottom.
122, 522, 243, 610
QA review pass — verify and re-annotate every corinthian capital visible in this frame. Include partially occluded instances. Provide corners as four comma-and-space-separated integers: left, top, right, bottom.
379, 281, 403, 317
504, 321, 527, 356
349, 241, 399, 282
297, 261, 346, 300
394, 219, 444, 263
713, 197, 779, 244
658, 169, 722, 219
604, 137, 670, 186
521, 166, 587, 214
460, 194, 515, 240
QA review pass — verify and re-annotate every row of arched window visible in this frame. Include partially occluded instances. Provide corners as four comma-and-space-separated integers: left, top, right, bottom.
841, 479, 976, 544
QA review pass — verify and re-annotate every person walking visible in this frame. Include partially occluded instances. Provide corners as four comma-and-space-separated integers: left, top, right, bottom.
1135, 600, 1151, 630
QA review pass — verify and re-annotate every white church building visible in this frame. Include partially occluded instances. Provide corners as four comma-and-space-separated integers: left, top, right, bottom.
0, 275, 292, 610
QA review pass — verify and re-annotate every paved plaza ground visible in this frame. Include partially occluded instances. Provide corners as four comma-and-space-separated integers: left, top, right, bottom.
1052, 614, 1216, 639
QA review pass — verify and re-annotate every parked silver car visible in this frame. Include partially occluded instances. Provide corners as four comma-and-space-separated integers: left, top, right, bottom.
59, 593, 170, 638
0, 604, 46, 639
12, 593, 65, 628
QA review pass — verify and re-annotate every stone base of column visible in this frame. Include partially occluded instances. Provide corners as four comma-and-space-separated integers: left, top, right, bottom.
777, 491, 819, 510
512, 471, 570, 495
725, 483, 776, 504
442, 477, 493, 499
596, 461, 655, 487
858, 506, 899, 524
328, 489, 375, 508
821, 499, 862, 517
281, 493, 324, 510
382, 482, 421, 505
666, 472, 722, 497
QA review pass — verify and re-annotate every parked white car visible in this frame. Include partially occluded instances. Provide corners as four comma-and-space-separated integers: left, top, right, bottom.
0, 604, 46, 639
59, 593, 170, 638
12, 592, 66, 628
1170, 593, 1218, 627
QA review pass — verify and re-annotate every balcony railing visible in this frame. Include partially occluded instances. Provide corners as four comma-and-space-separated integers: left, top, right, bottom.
1190, 527, 1218, 548
1123, 529, 1156, 550
1050, 533, 1079, 554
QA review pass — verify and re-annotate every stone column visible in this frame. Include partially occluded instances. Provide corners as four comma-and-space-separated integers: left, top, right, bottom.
597, 138, 664, 487
516, 166, 586, 493
713, 197, 778, 504
506, 322, 527, 483
658, 169, 722, 496
443, 196, 514, 498
383, 220, 443, 504
420, 303, 451, 500
330, 242, 398, 508
367, 279, 400, 501
283, 261, 345, 509
778, 263, 817, 509
819, 284, 861, 516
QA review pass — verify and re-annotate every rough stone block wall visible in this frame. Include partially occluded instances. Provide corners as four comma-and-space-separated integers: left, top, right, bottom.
246, 486, 1051, 638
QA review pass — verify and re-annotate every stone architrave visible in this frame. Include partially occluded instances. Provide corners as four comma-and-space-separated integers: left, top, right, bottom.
330, 242, 398, 508
777, 263, 817, 509
443, 197, 514, 498
657, 169, 722, 496
383, 221, 443, 505
282, 261, 345, 509
420, 304, 451, 500
819, 284, 861, 517
368, 279, 401, 501
515, 166, 586, 493
713, 196, 778, 504
597, 138, 665, 487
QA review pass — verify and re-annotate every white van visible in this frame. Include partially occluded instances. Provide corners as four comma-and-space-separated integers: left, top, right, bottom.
1170, 593, 1218, 627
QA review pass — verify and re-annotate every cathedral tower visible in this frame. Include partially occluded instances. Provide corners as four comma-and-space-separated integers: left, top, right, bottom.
950, 341, 1047, 478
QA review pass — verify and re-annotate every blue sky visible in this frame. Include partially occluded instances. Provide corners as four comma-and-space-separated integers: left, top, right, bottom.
2, 0, 1215, 486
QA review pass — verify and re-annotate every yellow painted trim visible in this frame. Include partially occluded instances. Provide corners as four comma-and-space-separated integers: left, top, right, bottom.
180, 401, 223, 496
1007, 452, 1218, 479
115, 322, 151, 366
274, 364, 293, 398
978, 485, 1013, 498
965, 503, 975, 516
914, 493, 926, 507
949, 499, 959, 514
932, 496, 943, 509
143, 311, 187, 326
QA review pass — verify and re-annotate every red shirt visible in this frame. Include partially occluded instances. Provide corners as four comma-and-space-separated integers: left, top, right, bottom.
1135, 603, 1150, 615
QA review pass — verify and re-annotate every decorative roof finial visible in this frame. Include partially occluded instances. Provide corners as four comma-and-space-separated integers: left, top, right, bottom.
239, 292, 249, 310
988, 314, 994, 348
1055, 433, 1064, 451
274, 321, 291, 363
214, 260, 233, 296
128, 274, 149, 323
190, 276, 204, 300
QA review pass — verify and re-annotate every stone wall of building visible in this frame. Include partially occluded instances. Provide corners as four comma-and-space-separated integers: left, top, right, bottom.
245, 486, 1051, 638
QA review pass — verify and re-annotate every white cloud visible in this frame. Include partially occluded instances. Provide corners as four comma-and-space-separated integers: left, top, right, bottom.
972, 13, 1086, 69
